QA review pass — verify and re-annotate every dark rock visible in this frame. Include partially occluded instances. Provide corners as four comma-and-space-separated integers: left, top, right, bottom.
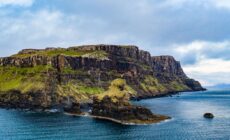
91, 96, 170, 123
204, 113, 214, 119
61, 96, 82, 114
151, 55, 186, 78
63, 102, 81, 114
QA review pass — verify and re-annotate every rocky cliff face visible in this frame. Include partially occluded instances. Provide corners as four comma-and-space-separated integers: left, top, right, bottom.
0, 45, 205, 111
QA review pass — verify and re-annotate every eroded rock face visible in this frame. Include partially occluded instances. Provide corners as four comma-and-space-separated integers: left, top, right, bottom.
151, 56, 186, 77
0, 90, 53, 110
0, 55, 53, 67
61, 96, 81, 114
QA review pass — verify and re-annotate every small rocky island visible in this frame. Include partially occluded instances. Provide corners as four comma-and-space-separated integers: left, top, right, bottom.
204, 113, 214, 119
0, 45, 205, 124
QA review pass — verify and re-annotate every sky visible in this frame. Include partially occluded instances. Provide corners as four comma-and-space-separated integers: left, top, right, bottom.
0, 0, 230, 86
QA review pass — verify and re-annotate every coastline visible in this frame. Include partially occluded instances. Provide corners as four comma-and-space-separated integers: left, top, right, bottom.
134, 89, 207, 100
64, 112, 171, 125
0, 90, 204, 125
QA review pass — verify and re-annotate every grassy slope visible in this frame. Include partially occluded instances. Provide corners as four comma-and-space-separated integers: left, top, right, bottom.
97, 78, 136, 102
140, 75, 190, 94
0, 65, 53, 93
0, 65, 190, 99
57, 80, 105, 102
12, 49, 108, 60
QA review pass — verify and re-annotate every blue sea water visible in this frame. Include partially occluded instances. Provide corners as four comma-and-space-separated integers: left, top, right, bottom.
0, 90, 230, 140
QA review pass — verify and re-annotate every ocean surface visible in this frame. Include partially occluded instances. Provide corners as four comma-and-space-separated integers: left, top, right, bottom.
0, 90, 230, 140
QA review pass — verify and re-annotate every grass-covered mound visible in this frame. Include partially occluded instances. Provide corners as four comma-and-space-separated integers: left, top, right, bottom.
97, 78, 136, 102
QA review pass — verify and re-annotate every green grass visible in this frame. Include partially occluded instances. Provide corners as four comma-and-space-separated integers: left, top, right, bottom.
0, 66, 52, 93
82, 51, 109, 60
97, 78, 136, 102
120, 45, 137, 49
57, 80, 105, 101
12, 48, 108, 59
140, 75, 166, 93
167, 81, 189, 91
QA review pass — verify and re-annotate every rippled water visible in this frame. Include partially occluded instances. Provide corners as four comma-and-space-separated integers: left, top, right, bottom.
0, 90, 230, 140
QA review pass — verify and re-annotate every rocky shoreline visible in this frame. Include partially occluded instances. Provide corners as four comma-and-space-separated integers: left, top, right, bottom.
65, 112, 170, 125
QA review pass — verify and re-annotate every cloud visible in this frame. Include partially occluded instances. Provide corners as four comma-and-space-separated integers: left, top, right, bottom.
183, 58, 230, 86
0, 8, 136, 57
42, 0, 230, 48
0, 9, 79, 56
173, 41, 230, 65
184, 58, 230, 74
0, 0, 34, 7
171, 40, 230, 86
162, 0, 230, 9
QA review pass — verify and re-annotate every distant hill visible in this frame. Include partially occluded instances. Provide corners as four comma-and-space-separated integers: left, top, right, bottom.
206, 84, 230, 90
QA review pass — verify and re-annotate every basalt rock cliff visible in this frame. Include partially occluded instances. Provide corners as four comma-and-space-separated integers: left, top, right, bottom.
0, 45, 205, 122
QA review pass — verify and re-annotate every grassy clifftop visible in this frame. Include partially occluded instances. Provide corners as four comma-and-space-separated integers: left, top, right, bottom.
12, 48, 109, 60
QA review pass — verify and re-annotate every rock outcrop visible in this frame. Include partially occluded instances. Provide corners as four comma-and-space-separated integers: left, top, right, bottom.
203, 113, 214, 119
92, 95, 170, 124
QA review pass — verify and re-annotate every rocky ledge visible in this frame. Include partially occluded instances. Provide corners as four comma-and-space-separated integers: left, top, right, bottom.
0, 44, 205, 124
91, 95, 170, 124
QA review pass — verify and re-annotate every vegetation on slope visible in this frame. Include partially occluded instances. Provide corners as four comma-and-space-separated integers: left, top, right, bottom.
12, 48, 109, 60
57, 80, 105, 102
140, 75, 190, 93
82, 51, 109, 60
0, 65, 53, 93
97, 78, 136, 102
140, 75, 167, 93
166, 81, 190, 91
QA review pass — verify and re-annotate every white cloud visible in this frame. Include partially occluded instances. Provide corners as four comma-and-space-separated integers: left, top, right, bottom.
0, 8, 134, 57
184, 58, 230, 75
0, 9, 79, 55
210, 0, 230, 9
162, 0, 230, 9
172, 40, 230, 86
173, 40, 230, 64
0, 0, 34, 7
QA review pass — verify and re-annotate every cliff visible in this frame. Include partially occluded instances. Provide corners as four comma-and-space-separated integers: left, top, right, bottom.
0, 44, 205, 123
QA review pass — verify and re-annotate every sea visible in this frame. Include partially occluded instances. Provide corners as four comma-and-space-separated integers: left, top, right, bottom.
0, 90, 230, 140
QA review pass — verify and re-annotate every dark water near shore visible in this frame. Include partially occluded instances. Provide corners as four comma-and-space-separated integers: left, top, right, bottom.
0, 90, 230, 140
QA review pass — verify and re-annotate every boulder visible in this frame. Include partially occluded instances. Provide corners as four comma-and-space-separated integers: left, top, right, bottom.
203, 113, 214, 119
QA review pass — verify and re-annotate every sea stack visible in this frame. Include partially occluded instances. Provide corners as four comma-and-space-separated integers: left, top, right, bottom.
204, 113, 214, 119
